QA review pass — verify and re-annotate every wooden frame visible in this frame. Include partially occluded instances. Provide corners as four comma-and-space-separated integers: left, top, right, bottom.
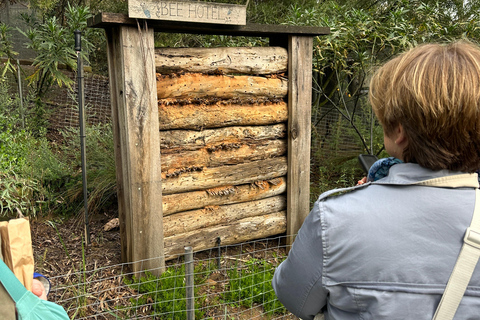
89, 13, 329, 272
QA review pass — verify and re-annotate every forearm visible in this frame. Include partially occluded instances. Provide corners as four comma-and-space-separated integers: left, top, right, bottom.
272, 204, 327, 319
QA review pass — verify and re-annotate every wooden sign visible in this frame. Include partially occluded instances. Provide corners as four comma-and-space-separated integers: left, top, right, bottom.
129, 0, 247, 25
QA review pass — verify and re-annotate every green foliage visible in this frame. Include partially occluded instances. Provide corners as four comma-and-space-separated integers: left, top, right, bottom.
0, 85, 28, 169
58, 123, 117, 216
305, 2, 413, 156
122, 257, 287, 318
20, 15, 75, 97
0, 80, 69, 217
124, 267, 205, 319
0, 4, 118, 217
282, 0, 480, 159
19, 4, 93, 99
21, 136, 71, 198
0, 97, 117, 217
246, 0, 323, 25
226, 259, 286, 315
0, 171, 39, 217
28, 0, 62, 18
0, 23, 18, 78
310, 154, 364, 202
154, 32, 268, 48
89, 0, 128, 15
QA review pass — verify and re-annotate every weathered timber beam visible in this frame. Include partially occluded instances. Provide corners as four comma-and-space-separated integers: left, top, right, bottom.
287, 35, 313, 246
159, 101, 287, 130
162, 177, 286, 216
162, 157, 287, 194
105, 25, 164, 274
88, 13, 330, 38
164, 211, 287, 260
164, 195, 286, 237
160, 124, 287, 150
155, 47, 288, 75
157, 73, 287, 99
161, 139, 286, 170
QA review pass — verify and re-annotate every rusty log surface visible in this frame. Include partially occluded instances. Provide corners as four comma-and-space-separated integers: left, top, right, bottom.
161, 139, 286, 170
164, 211, 286, 260
163, 195, 286, 237
157, 73, 288, 99
160, 124, 286, 150
158, 101, 288, 130
162, 177, 286, 215
155, 46, 288, 75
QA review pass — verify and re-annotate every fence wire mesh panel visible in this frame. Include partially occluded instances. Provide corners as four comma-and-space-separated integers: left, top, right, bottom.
0, 2, 37, 60
46, 71, 111, 129
4, 66, 112, 131
49, 236, 300, 320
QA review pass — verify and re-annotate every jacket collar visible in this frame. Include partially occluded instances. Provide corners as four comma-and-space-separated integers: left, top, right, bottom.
374, 163, 479, 188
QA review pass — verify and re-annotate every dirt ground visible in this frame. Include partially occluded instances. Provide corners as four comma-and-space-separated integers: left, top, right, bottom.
31, 210, 122, 280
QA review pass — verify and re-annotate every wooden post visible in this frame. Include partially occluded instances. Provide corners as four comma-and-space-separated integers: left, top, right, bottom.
105, 23, 165, 275
286, 35, 313, 246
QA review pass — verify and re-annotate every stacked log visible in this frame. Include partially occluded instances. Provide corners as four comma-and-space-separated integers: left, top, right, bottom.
157, 47, 289, 259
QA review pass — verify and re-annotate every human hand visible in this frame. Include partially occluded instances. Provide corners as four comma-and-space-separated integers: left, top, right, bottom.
357, 177, 367, 185
32, 278, 47, 300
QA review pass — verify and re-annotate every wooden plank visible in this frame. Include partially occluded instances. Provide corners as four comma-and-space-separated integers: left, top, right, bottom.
157, 73, 287, 99
155, 47, 287, 74
108, 24, 164, 275
164, 195, 286, 237
162, 157, 287, 194
88, 13, 330, 38
105, 28, 129, 264
287, 35, 313, 246
163, 177, 286, 215
164, 211, 287, 260
160, 124, 287, 150
158, 101, 288, 130
129, 0, 246, 25
161, 139, 287, 170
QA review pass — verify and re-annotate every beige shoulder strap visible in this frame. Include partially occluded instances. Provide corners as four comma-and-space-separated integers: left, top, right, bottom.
432, 188, 480, 320
415, 173, 478, 188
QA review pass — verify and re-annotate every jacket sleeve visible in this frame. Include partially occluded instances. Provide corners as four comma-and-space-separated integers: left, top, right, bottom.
272, 201, 328, 320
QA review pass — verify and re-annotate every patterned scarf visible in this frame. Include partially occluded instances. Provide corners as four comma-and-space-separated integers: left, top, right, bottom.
367, 157, 403, 182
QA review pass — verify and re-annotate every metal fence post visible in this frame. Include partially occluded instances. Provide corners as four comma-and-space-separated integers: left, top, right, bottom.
216, 237, 221, 270
185, 246, 195, 320
75, 29, 90, 246
16, 60, 24, 129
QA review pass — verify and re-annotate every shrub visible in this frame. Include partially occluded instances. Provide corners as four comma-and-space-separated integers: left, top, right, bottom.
0, 23, 18, 78
58, 123, 117, 216
125, 267, 206, 319
226, 258, 286, 315
0, 80, 58, 217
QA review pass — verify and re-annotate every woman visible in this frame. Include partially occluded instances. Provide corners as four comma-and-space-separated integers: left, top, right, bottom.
272, 41, 480, 319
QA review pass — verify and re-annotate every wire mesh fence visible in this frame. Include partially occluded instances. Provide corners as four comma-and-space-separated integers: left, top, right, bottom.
48, 236, 304, 320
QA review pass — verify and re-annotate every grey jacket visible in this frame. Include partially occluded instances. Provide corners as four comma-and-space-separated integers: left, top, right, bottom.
272, 163, 480, 320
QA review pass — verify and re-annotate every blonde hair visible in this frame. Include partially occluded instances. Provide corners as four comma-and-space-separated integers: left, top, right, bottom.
369, 41, 480, 172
